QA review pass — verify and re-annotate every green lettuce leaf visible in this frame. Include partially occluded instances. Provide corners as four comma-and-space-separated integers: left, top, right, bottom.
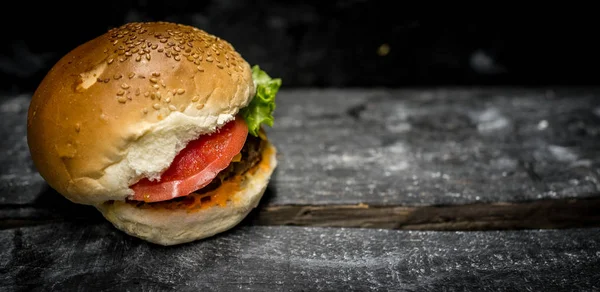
241, 65, 282, 137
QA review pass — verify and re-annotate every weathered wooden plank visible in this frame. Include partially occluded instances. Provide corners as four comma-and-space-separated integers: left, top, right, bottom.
2, 88, 599, 206
2, 88, 600, 230
1, 223, 598, 291
267, 88, 600, 205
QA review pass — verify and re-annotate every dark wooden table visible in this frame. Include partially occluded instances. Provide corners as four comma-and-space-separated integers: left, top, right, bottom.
2, 88, 600, 291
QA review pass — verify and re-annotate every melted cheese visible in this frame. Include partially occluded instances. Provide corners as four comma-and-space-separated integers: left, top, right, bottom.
231, 152, 242, 162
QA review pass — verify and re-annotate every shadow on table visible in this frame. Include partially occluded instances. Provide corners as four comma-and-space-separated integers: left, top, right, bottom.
29, 183, 105, 223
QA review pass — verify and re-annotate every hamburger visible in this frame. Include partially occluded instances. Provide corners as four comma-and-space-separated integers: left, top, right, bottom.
26, 22, 281, 246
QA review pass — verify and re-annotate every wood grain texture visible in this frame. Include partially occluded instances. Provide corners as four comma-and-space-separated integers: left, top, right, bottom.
2, 88, 599, 207
1, 223, 599, 291
248, 197, 600, 230
1, 88, 600, 230
266, 88, 600, 205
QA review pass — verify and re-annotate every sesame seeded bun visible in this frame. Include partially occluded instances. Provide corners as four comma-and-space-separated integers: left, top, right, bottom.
27, 22, 256, 206
96, 140, 277, 246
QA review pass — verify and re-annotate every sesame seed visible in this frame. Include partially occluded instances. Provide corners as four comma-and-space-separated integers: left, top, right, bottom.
206, 56, 213, 62
135, 55, 141, 62
75, 123, 81, 132
128, 72, 136, 79
117, 96, 127, 103
168, 105, 177, 111
135, 88, 141, 96
174, 55, 181, 61
197, 66, 204, 72
153, 84, 160, 90
142, 108, 148, 114
114, 74, 123, 80
177, 88, 185, 94
192, 96, 199, 102
144, 92, 150, 97
153, 103, 161, 110
155, 91, 161, 100
196, 104, 204, 110
108, 58, 114, 64
165, 97, 171, 103
104, 78, 110, 83
150, 77, 158, 83
152, 72, 161, 77
146, 54, 151, 60
121, 83, 130, 89
217, 64, 224, 69
117, 90, 125, 96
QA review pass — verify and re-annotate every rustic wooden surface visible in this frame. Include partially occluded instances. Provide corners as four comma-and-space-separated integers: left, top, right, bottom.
267, 88, 600, 205
1, 88, 600, 290
2, 88, 600, 229
1, 223, 599, 291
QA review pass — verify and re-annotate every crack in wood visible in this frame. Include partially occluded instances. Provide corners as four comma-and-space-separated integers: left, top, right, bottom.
247, 197, 600, 231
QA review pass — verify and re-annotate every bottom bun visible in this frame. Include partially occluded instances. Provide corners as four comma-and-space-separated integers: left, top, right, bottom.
96, 140, 277, 246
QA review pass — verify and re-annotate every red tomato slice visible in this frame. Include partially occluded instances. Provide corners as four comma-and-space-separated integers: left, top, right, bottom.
130, 117, 248, 202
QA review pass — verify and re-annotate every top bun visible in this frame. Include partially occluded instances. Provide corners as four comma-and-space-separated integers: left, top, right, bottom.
27, 22, 256, 206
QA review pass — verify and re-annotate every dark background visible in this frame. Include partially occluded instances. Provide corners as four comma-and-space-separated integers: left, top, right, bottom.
0, 2, 598, 94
